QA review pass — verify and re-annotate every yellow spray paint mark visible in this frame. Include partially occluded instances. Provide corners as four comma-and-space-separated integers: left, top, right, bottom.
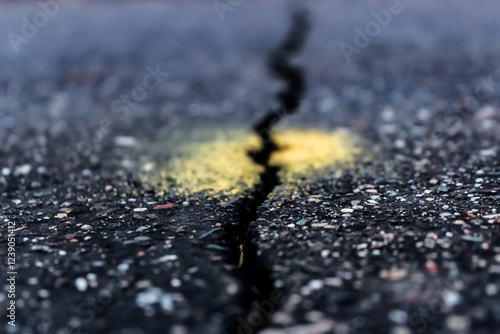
270, 128, 365, 184
141, 127, 367, 198
141, 128, 263, 197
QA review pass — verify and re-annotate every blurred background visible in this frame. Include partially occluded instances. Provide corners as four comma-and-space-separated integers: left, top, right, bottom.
1, 0, 500, 173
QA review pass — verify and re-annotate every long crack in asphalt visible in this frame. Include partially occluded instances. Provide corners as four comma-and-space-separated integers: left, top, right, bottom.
224, 10, 311, 334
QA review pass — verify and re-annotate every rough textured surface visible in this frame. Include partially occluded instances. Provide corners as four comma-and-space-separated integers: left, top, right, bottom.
1, 1, 500, 334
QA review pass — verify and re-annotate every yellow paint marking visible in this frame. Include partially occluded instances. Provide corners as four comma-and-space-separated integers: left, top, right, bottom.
141, 128, 263, 197
270, 128, 366, 184
239, 244, 244, 267
141, 127, 367, 198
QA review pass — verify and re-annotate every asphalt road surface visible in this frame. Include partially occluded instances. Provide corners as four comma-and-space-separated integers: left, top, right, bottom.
1, 1, 500, 334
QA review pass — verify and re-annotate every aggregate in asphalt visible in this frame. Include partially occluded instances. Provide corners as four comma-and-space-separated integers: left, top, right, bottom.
1, 1, 500, 334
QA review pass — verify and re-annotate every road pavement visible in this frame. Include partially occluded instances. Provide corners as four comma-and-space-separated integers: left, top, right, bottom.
1, 1, 500, 333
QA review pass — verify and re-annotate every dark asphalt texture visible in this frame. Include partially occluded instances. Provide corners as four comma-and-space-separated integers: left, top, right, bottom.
1, 1, 500, 334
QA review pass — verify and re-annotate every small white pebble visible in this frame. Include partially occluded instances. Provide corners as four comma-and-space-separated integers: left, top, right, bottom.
38, 289, 50, 298
14, 164, 31, 176
390, 326, 411, 334
114, 136, 138, 147
136, 287, 162, 307
87, 273, 97, 281
28, 277, 39, 285
118, 263, 130, 272
446, 315, 469, 331
227, 283, 238, 295
309, 279, 323, 290
171, 278, 181, 288
388, 309, 408, 324
75, 277, 88, 292
442, 290, 461, 307
136, 280, 152, 289
485, 284, 497, 296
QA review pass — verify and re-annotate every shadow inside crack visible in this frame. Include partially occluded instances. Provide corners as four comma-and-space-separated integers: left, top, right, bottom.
223, 9, 311, 334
